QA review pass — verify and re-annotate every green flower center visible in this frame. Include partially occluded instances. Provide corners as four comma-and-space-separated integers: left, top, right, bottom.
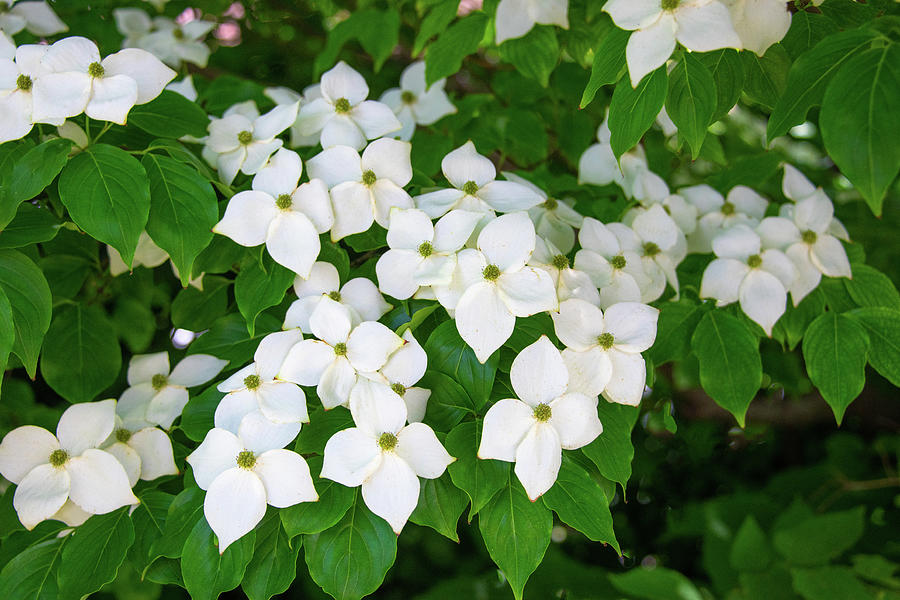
643, 242, 661, 257
661, 0, 680, 10
610, 254, 627, 270
482, 264, 501, 281
597, 332, 615, 349
173, 28, 185, 40
328, 290, 342, 302
237, 130, 253, 145
362, 170, 377, 186
151, 373, 168, 391
16, 74, 32, 92
462, 180, 479, 195
88, 62, 105, 78
390, 382, 406, 396
244, 374, 261, 390
115, 428, 132, 443
0, 2, 8, 12
542, 197, 558, 210
334, 342, 347, 356
552, 254, 569, 270
720, 201, 735, 216
401, 90, 416, 105
533, 403, 552, 422
276, 193, 293, 210
378, 432, 398, 451
334, 97, 351, 113
747, 254, 763, 268
418, 241, 434, 257
802, 230, 817, 244
236, 450, 256, 469
49, 449, 69, 467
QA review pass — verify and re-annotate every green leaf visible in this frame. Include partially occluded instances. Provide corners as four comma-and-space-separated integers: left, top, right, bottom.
179, 385, 224, 442
171, 276, 232, 332
445, 420, 508, 519
846, 307, 900, 387
647, 299, 706, 365
304, 491, 398, 600
149, 486, 205, 560
342, 227, 387, 252
697, 49, 744, 121
424, 320, 498, 410
241, 512, 301, 600
791, 566, 875, 600
235, 255, 296, 336
294, 406, 354, 455
478, 476, 552, 600
313, 8, 400, 75
768, 28, 878, 143
773, 288, 826, 350
318, 239, 350, 283
281, 455, 354, 537
729, 515, 771, 572
413, 0, 458, 56
425, 13, 489, 87
666, 53, 716, 158
609, 566, 704, 600
741, 43, 791, 109
142, 153, 218, 286
844, 264, 900, 309
57, 508, 135, 600
0, 287, 13, 380
773, 507, 865, 566
0, 249, 52, 378
419, 369, 475, 432
58, 144, 150, 266
802, 312, 868, 424
580, 27, 629, 108
181, 518, 255, 600
499, 26, 558, 87
820, 43, 900, 215
851, 554, 900, 588
690, 310, 762, 427
780, 12, 839, 59
188, 313, 281, 365
581, 401, 639, 491
1, 138, 71, 228
0, 537, 65, 600
707, 151, 781, 192
0, 203, 60, 249
128, 91, 211, 139
40, 303, 121, 403
129, 490, 174, 572
542, 456, 619, 553
608, 67, 668, 159
409, 472, 469, 542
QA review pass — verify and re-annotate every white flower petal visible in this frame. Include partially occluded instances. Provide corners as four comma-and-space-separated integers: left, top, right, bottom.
760, 248, 797, 288
254, 449, 318, 507
127, 352, 170, 385
102, 48, 175, 104
278, 340, 336, 386
514, 424, 561, 501
782, 164, 817, 200
256, 381, 309, 425
604, 0, 662, 29
266, 211, 321, 278
811, 235, 851, 278
351, 100, 402, 139
371, 180, 414, 229
306, 145, 362, 188
552, 298, 605, 351
317, 357, 358, 409
129, 428, 178, 481
242, 140, 283, 175
786, 244, 822, 305
757, 216, 800, 250
341, 278, 392, 322
674, 2, 743, 52
321, 114, 366, 150
395, 422, 453, 479
361, 452, 419, 533
477, 212, 535, 272
442, 141, 496, 189
251, 147, 302, 197
414, 188, 467, 218
254, 329, 304, 381
168, 355, 228, 388
712, 224, 760, 260
320, 61, 369, 105
330, 181, 375, 241
402, 387, 431, 424
455, 282, 516, 363
362, 138, 412, 186
218, 364, 257, 393
739, 269, 787, 336
478, 398, 535, 461
66, 449, 138, 513
213, 191, 278, 247
477, 180, 543, 213
381, 330, 427, 387
214, 390, 258, 434
238, 409, 302, 454
700, 257, 748, 305
295, 262, 339, 297
497, 267, 559, 317
0, 426, 59, 484
549, 393, 603, 450
57, 399, 116, 456
186, 428, 241, 490
145, 386, 189, 430
349, 378, 408, 439
321, 427, 382, 486
562, 348, 612, 398
604, 302, 659, 353
204, 467, 267, 553
727, 185, 768, 220
253, 102, 299, 141
295, 179, 334, 233
626, 13, 676, 86
386, 208, 433, 250
346, 322, 403, 373
14, 463, 70, 530
295, 97, 333, 136
495, 0, 536, 44
510, 336, 568, 407
105, 441, 141, 487
603, 350, 646, 406
578, 142, 622, 186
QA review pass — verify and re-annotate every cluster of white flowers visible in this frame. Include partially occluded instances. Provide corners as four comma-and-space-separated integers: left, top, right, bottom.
0, 0, 66, 38
114, 7, 215, 68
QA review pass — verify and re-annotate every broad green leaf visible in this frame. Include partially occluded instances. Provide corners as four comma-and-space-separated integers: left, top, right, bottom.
0, 138, 71, 228
851, 554, 900, 588
57, 508, 135, 600
0, 203, 60, 249
128, 91, 211, 138
608, 67, 667, 159
424, 320, 498, 410
741, 43, 791, 109
542, 456, 619, 553
409, 472, 469, 542
419, 369, 475, 432
149, 487, 205, 561
768, 28, 878, 143
697, 49, 744, 121
707, 151, 781, 192
820, 44, 900, 215
445, 420, 508, 519
0, 537, 66, 600
846, 307, 900, 386
504, 109, 549, 166
304, 491, 398, 600
170, 276, 231, 331
425, 13, 489, 87
112, 296, 155, 353
188, 313, 281, 365
666, 53, 716, 159
647, 300, 706, 365
241, 512, 301, 600
0, 249, 52, 378
499, 25, 558, 87
318, 239, 350, 283
143, 557, 184, 587
200, 75, 268, 116
691, 310, 762, 427
294, 406, 354, 455
395, 302, 440, 337
802, 312, 868, 424
181, 518, 255, 600
313, 8, 400, 75
57, 144, 150, 266
609, 566, 704, 600
179, 385, 224, 442
142, 153, 218, 286
235, 255, 295, 336
343, 227, 387, 252
0, 287, 12, 382
581, 401, 639, 491
773, 288, 826, 351
792, 566, 875, 600
773, 507, 865, 566
280, 456, 354, 537
40, 303, 121, 403
580, 27, 629, 108
413, 0, 458, 56
729, 515, 771, 572
129, 491, 174, 572
478, 476, 552, 600
844, 264, 900, 309
738, 567, 797, 600
780, 12, 839, 59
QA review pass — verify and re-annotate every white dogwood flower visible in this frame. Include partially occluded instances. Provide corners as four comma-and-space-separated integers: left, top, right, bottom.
414, 141, 543, 218
551, 299, 658, 404
0, 31, 13, 58
278, 298, 404, 409
115, 9, 215, 68
205, 100, 299, 184
213, 148, 332, 278
723, 0, 791, 55
478, 336, 602, 500
578, 116, 624, 187
604, 0, 742, 87
295, 61, 401, 150
495, 0, 569, 45
529, 236, 601, 306
614, 206, 686, 301
107, 231, 168, 275
306, 138, 412, 239
376, 207, 482, 300
375, 330, 432, 423
118, 351, 228, 430
165, 75, 197, 101
101, 415, 179, 487
0, 0, 67, 37
0, 400, 138, 530
188, 427, 317, 553
453, 212, 558, 363
680, 184, 768, 253
779, 165, 851, 241
621, 152, 670, 203
31, 36, 175, 125
265, 83, 324, 147
379, 61, 456, 141
322, 386, 453, 533
283, 261, 391, 333
501, 172, 583, 254
700, 224, 797, 335
574, 217, 652, 308
0, 44, 57, 143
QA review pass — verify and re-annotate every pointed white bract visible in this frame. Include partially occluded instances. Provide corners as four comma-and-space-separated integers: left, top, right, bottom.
379, 61, 457, 141
529, 236, 601, 306
723, 0, 791, 56
107, 230, 169, 276
264, 83, 324, 147
680, 184, 769, 253
321, 385, 453, 533
502, 171, 583, 254
102, 413, 179, 486
114, 8, 215, 68
574, 217, 651, 309
495, 0, 569, 45
0, 0, 67, 37
0, 43, 56, 143
618, 205, 687, 301
0, 400, 139, 530
478, 336, 602, 500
